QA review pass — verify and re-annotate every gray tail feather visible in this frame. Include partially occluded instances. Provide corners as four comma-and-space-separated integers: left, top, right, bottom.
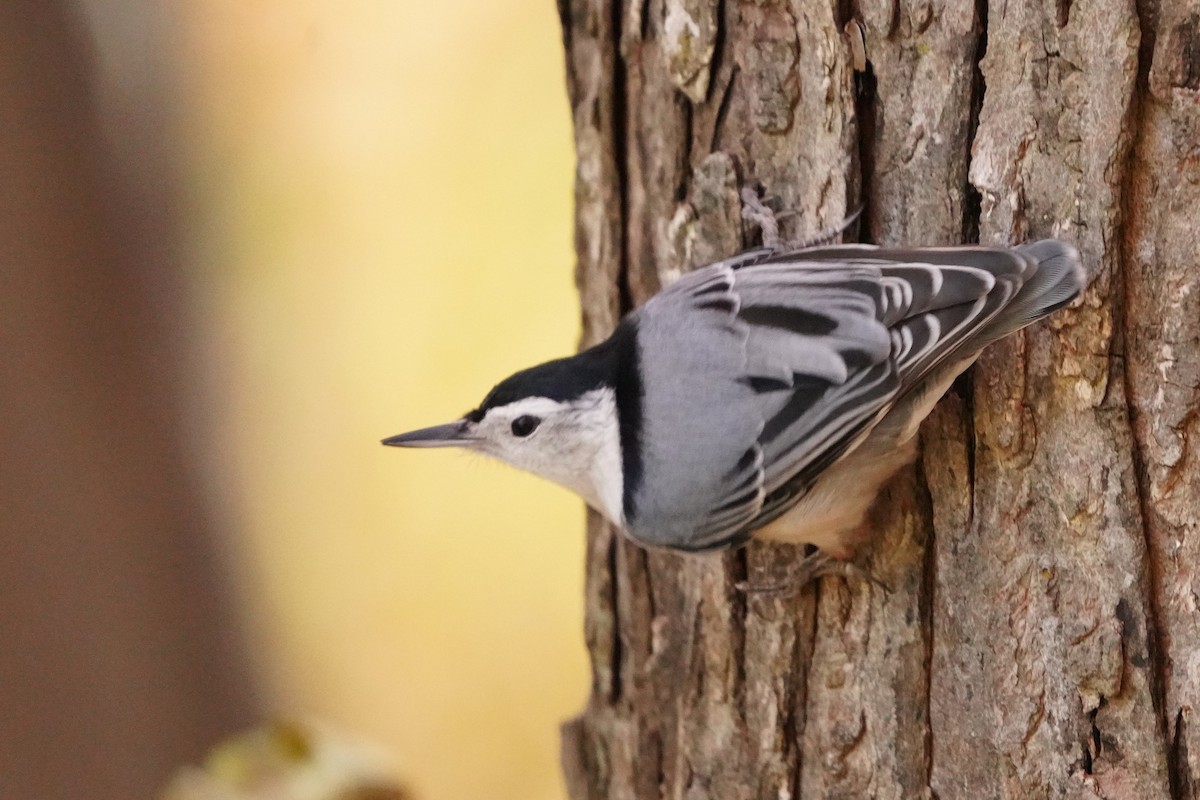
978, 239, 1085, 345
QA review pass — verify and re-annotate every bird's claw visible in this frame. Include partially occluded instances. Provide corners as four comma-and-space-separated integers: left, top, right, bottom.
740, 187, 783, 248
740, 185, 862, 251
735, 550, 891, 597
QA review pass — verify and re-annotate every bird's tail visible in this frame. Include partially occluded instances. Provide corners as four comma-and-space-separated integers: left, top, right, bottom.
972, 239, 1086, 348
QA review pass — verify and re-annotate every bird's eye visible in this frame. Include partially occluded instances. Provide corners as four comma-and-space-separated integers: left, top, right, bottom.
511, 415, 541, 437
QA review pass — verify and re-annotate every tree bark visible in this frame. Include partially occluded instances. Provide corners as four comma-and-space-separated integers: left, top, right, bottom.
557, 0, 1200, 797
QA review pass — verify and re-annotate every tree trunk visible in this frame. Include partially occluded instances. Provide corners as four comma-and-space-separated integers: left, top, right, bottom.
557, 0, 1200, 797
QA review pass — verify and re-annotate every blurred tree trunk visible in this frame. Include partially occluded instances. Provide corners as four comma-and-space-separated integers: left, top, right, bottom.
0, 3, 258, 798
558, 0, 1200, 797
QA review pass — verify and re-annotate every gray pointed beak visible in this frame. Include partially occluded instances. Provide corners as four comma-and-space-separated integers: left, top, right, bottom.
381, 419, 475, 448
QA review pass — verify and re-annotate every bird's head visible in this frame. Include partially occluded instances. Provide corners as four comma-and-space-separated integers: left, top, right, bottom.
383, 343, 626, 522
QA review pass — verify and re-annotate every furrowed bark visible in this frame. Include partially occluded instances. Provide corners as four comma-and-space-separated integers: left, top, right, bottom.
1124, 1, 1200, 794
560, 0, 1199, 797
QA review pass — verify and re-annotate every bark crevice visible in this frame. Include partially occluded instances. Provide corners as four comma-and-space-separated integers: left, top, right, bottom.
1119, 0, 1189, 796
961, 0, 988, 245
612, 0, 634, 317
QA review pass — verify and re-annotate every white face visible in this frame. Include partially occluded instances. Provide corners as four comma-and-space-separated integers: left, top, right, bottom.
468, 389, 623, 524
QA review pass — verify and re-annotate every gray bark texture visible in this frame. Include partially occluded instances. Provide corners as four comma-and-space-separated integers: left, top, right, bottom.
557, 0, 1200, 797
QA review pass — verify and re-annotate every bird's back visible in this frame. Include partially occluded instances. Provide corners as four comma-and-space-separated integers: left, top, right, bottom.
621, 240, 1084, 553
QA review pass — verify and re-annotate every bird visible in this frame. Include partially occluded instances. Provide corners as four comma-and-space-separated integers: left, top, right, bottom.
383, 229, 1084, 579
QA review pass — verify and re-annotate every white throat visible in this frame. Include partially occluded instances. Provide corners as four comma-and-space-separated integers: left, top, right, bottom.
572, 388, 624, 525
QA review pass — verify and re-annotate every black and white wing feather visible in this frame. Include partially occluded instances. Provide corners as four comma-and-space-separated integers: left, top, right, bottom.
621, 240, 1082, 552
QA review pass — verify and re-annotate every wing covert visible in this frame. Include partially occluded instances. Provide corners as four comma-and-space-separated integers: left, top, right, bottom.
621, 241, 1065, 552
623, 259, 898, 551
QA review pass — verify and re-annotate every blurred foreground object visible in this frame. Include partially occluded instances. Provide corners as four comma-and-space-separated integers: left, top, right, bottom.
0, 2, 257, 797
162, 721, 410, 800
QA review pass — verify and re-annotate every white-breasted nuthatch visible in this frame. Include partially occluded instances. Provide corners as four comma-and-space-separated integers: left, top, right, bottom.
383, 235, 1083, 566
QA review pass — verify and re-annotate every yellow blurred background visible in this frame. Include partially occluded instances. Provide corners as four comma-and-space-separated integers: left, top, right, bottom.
180, 2, 587, 799
2, 1, 588, 796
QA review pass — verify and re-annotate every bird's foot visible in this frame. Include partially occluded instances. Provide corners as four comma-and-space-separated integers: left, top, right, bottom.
739, 185, 862, 251
735, 549, 890, 597
740, 187, 785, 248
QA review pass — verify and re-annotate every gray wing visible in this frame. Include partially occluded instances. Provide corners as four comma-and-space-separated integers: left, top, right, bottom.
623, 242, 1078, 552
625, 253, 897, 551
